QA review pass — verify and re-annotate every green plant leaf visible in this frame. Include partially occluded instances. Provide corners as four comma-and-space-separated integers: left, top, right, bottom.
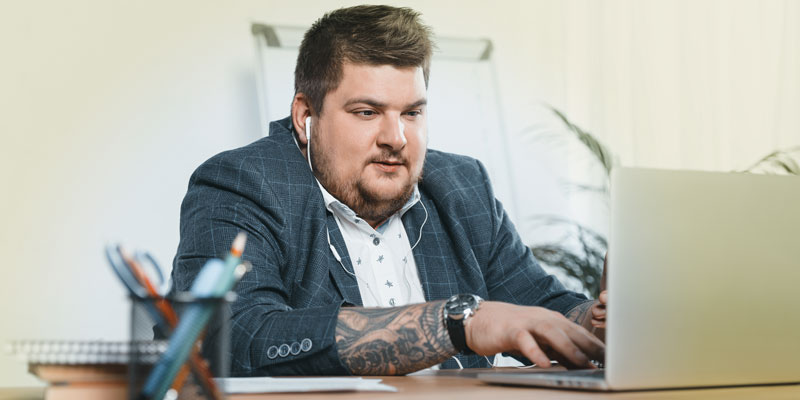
743, 146, 800, 175
549, 106, 615, 177
528, 216, 606, 298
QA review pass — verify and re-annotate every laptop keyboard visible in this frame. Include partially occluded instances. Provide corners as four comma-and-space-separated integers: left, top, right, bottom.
552, 369, 605, 378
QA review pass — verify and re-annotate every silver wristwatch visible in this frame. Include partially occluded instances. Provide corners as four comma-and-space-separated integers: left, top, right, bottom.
443, 294, 483, 353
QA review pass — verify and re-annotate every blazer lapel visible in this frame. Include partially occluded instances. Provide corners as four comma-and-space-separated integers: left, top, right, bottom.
325, 214, 363, 306
403, 195, 460, 301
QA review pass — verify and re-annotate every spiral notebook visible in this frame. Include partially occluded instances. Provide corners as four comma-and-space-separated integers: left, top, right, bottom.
8, 340, 134, 365
7, 339, 167, 385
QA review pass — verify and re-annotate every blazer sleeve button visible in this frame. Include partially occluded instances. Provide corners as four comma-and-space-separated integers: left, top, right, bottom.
301, 338, 312, 352
278, 343, 290, 357
290, 342, 301, 355
267, 345, 279, 359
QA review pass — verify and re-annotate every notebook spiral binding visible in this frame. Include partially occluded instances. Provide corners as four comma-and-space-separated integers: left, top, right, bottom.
6, 340, 168, 365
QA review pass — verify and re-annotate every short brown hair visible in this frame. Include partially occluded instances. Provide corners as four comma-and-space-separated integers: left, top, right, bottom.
294, 5, 434, 115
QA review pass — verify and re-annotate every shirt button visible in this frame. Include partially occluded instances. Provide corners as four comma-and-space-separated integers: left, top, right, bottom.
301, 338, 312, 352
278, 344, 290, 357
373, 237, 380, 246
290, 342, 302, 355
267, 345, 279, 359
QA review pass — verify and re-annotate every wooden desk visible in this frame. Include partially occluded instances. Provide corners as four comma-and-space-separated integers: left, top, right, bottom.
232, 372, 800, 400
3, 371, 800, 400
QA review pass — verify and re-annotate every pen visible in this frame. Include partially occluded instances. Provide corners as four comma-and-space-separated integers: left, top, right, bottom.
215, 232, 247, 293
119, 248, 178, 325
141, 233, 247, 400
118, 248, 222, 400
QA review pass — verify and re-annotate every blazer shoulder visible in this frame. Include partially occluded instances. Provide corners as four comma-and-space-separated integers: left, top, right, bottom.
190, 133, 306, 188
182, 122, 317, 222
421, 149, 489, 192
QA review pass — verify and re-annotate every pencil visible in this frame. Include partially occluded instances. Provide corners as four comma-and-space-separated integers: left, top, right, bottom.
119, 247, 223, 400
142, 233, 248, 400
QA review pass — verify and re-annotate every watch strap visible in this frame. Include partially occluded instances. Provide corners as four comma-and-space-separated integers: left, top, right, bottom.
443, 294, 482, 354
446, 314, 470, 353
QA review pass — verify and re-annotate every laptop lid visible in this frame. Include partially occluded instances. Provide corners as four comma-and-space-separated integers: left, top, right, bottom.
606, 168, 800, 390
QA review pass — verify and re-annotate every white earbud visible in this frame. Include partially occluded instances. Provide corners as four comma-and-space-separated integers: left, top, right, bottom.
305, 116, 313, 171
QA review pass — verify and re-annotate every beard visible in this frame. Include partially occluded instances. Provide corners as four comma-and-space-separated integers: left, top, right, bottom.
311, 144, 423, 223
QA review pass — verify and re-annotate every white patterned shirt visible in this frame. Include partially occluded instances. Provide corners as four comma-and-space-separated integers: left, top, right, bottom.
317, 181, 427, 308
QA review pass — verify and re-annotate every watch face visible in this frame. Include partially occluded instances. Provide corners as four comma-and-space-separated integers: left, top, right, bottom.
446, 294, 479, 319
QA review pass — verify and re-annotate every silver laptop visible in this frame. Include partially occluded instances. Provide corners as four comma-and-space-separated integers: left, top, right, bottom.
479, 167, 800, 391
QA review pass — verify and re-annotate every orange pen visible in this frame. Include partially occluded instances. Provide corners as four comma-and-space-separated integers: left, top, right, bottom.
119, 248, 223, 400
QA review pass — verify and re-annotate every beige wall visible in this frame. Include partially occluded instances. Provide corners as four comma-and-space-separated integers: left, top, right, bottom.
1, 0, 798, 387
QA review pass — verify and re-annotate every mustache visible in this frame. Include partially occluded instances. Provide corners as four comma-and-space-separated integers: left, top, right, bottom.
368, 150, 407, 165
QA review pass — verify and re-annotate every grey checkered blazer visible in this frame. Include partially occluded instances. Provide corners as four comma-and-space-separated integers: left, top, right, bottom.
172, 117, 588, 376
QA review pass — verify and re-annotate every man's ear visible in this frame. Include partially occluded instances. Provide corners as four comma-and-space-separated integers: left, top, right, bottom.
291, 93, 312, 147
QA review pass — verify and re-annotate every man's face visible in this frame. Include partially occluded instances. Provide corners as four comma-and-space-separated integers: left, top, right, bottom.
310, 63, 428, 226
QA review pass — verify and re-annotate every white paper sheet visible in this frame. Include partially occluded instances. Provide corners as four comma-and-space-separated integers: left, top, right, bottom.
217, 377, 398, 394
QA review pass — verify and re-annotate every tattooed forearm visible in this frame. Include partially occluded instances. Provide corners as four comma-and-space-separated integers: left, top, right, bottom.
565, 300, 595, 329
566, 300, 605, 342
335, 300, 457, 375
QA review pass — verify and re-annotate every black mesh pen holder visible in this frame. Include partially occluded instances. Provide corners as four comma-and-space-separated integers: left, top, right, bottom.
128, 291, 235, 400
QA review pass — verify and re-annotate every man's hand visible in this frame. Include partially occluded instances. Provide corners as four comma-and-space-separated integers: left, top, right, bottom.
465, 301, 605, 369
335, 253, 611, 375
591, 291, 607, 329
591, 253, 609, 329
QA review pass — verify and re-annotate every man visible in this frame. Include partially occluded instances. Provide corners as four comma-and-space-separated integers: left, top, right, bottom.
173, 5, 607, 376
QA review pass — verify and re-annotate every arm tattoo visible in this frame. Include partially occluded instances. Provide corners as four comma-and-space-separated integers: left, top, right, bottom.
565, 300, 595, 328
335, 300, 457, 375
